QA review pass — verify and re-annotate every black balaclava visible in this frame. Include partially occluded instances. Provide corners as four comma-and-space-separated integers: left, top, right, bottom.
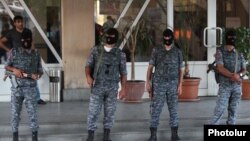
21, 30, 32, 49
106, 28, 119, 45
225, 29, 236, 46
163, 28, 174, 46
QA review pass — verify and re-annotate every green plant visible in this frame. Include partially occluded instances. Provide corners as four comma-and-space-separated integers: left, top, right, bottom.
235, 27, 250, 78
174, 2, 206, 78
118, 17, 154, 80
174, 28, 192, 78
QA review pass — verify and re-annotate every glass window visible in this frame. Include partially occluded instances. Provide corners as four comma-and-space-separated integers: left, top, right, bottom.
0, 2, 12, 64
0, 0, 61, 64
217, 0, 249, 28
95, 0, 168, 62
174, 0, 207, 61
25, 0, 61, 63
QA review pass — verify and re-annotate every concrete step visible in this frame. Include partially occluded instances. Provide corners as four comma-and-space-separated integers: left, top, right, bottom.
1, 96, 250, 141
0, 127, 203, 141
2, 117, 250, 141
0, 118, 206, 134
0, 119, 205, 141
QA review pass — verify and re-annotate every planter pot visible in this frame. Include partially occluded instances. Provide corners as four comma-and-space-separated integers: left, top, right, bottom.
242, 79, 250, 100
178, 77, 201, 102
121, 80, 145, 103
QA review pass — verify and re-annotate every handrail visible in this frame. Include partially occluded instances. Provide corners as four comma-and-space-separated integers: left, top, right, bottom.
118, 0, 151, 50
19, 0, 63, 65
113, 0, 133, 28
0, 0, 62, 74
203, 27, 223, 48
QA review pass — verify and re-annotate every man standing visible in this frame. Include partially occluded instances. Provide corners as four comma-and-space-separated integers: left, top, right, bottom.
210, 29, 247, 125
0, 15, 46, 105
146, 28, 184, 141
5, 30, 43, 141
85, 28, 127, 141
0, 15, 31, 52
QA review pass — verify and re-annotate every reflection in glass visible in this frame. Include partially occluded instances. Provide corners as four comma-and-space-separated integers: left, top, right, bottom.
0, 0, 61, 64
174, 0, 207, 61
95, 0, 168, 62
0, 2, 12, 64
7, 0, 24, 13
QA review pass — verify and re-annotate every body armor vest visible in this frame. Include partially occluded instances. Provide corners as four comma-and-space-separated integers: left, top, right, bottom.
154, 46, 180, 81
11, 47, 40, 87
94, 47, 121, 83
12, 47, 39, 74
219, 48, 241, 83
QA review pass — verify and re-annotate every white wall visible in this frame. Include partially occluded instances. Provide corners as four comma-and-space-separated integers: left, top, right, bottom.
0, 62, 216, 102
0, 64, 62, 102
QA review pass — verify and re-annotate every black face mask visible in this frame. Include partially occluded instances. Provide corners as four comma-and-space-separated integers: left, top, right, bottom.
106, 35, 117, 44
163, 29, 174, 46
225, 35, 236, 46
163, 38, 173, 46
105, 28, 119, 45
21, 30, 32, 49
21, 38, 32, 49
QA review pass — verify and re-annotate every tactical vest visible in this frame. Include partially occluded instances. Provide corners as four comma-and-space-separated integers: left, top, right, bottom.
94, 46, 121, 83
12, 47, 40, 74
153, 46, 180, 81
11, 47, 40, 87
219, 48, 242, 83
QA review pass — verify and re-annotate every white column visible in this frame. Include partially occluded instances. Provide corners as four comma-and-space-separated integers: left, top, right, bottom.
167, 0, 174, 29
207, 0, 218, 96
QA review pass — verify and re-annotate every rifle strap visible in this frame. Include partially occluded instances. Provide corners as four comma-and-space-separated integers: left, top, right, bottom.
93, 45, 104, 78
234, 50, 238, 73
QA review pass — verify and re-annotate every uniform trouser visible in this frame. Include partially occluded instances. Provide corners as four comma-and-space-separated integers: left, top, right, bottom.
150, 81, 179, 128
11, 86, 39, 132
87, 83, 118, 131
210, 83, 242, 125
35, 85, 41, 101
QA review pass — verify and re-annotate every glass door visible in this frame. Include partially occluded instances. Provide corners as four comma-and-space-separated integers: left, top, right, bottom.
174, 0, 208, 61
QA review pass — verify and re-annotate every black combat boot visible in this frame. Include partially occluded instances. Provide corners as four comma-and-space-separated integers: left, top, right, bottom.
86, 130, 94, 141
13, 132, 18, 141
32, 131, 38, 141
171, 127, 180, 141
103, 128, 111, 141
148, 127, 157, 141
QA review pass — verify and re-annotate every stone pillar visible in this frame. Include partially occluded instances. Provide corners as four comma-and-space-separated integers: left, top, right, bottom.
61, 0, 94, 100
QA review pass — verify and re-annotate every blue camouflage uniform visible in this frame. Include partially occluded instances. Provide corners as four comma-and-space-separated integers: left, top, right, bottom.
85, 45, 127, 131
149, 45, 184, 128
211, 47, 246, 125
5, 47, 43, 132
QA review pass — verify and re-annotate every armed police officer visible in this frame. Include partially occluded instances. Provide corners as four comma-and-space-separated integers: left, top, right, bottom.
85, 28, 127, 141
146, 28, 184, 141
210, 29, 247, 125
5, 30, 43, 141
0, 15, 46, 105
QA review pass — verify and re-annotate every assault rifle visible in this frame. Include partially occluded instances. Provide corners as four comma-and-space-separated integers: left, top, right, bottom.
207, 61, 216, 73
3, 71, 32, 88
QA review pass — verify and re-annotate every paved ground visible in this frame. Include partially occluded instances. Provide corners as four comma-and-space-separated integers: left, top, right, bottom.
0, 96, 250, 141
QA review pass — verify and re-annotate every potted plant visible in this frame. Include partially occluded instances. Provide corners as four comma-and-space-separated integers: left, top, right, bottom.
235, 27, 250, 99
174, 3, 203, 101
174, 28, 201, 102
117, 17, 154, 102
